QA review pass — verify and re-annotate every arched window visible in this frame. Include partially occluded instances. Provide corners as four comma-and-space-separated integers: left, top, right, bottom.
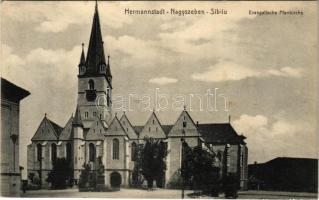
37, 143, 42, 161
51, 143, 57, 162
88, 79, 94, 90
113, 139, 119, 160
131, 142, 137, 161
66, 143, 72, 162
89, 143, 96, 162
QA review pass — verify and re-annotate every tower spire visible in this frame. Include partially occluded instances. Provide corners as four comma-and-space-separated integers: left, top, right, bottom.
79, 43, 86, 65
86, 0, 106, 74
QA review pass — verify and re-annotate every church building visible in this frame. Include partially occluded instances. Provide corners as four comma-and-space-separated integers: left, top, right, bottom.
27, 3, 248, 190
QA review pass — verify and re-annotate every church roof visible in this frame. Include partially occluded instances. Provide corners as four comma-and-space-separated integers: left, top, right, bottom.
132, 125, 173, 137
49, 119, 64, 136
198, 123, 245, 144
105, 115, 127, 136
59, 116, 74, 140
85, 117, 106, 140
120, 113, 138, 139
139, 112, 166, 139
132, 126, 143, 136
31, 115, 63, 141
162, 125, 173, 135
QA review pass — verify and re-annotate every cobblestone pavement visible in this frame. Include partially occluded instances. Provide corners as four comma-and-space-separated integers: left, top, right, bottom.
21, 188, 318, 199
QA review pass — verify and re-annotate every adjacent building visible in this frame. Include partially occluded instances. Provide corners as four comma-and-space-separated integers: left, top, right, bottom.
248, 157, 318, 193
27, 3, 248, 190
1, 78, 30, 196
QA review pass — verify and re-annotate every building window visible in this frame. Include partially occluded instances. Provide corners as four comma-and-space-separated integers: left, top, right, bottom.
156, 127, 158, 132
113, 138, 119, 160
131, 142, 137, 161
100, 114, 102, 119
51, 143, 57, 162
85, 112, 88, 118
88, 79, 94, 90
183, 121, 187, 128
66, 143, 72, 162
149, 127, 151, 132
93, 112, 96, 117
37, 143, 42, 161
89, 143, 96, 162
152, 120, 155, 124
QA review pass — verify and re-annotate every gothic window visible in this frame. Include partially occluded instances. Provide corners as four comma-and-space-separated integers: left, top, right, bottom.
152, 120, 155, 124
88, 80, 94, 90
51, 143, 57, 162
37, 143, 42, 161
93, 112, 96, 117
100, 114, 102, 119
149, 127, 151, 132
85, 112, 88, 118
156, 127, 158, 132
89, 143, 96, 162
131, 142, 137, 161
113, 138, 119, 160
66, 143, 72, 162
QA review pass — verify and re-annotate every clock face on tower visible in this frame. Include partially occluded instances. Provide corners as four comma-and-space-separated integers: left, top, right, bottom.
86, 90, 97, 102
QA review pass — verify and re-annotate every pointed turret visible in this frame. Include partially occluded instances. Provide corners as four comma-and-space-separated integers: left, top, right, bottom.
73, 107, 83, 127
79, 43, 86, 65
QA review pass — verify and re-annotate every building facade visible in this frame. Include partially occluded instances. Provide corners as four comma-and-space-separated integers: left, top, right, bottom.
27, 3, 248, 190
1, 78, 30, 197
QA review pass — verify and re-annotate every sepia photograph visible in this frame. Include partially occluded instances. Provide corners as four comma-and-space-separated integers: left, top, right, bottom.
0, 0, 317, 198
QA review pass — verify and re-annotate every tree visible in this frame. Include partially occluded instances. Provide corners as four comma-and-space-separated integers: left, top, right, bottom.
139, 137, 168, 189
47, 158, 73, 189
181, 142, 221, 191
78, 163, 91, 189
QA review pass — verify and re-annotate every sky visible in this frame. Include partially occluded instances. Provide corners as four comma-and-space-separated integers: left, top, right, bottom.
1, 1, 317, 177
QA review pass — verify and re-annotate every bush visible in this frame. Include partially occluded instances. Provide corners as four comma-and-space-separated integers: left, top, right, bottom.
47, 158, 73, 189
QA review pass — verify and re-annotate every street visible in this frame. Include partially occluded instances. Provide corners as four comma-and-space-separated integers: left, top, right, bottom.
21, 188, 317, 199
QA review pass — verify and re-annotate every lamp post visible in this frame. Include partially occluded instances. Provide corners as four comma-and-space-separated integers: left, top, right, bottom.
181, 129, 186, 199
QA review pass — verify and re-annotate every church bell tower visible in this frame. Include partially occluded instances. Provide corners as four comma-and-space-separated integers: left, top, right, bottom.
77, 2, 112, 128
